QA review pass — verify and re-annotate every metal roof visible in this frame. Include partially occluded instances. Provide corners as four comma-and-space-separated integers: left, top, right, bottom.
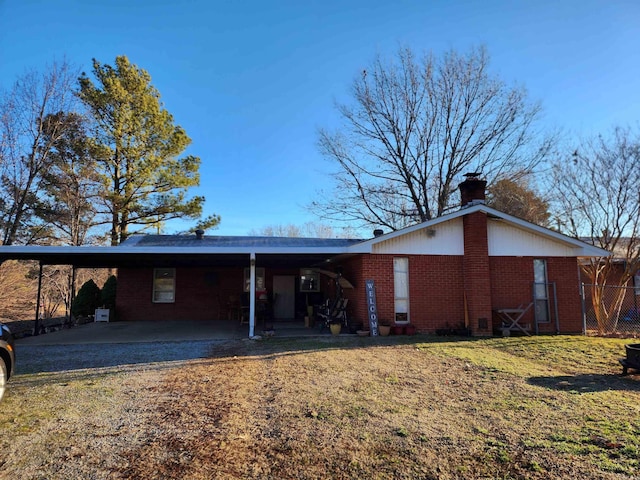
122, 234, 362, 248
0, 235, 364, 268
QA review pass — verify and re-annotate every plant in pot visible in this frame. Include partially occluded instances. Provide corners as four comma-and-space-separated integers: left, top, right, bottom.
356, 329, 370, 337
404, 324, 417, 335
378, 320, 391, 336
329, 319, 342, 336
392, 313, 408, 334
392, 324, 405, 335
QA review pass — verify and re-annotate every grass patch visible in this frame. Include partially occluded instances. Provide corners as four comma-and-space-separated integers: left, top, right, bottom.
1, 335, 639, 479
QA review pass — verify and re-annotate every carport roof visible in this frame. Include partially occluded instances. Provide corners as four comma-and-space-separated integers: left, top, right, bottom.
122, 234, 362, 249
0, 234, 365, 268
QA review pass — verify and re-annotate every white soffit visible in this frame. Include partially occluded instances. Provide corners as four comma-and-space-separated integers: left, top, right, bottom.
488, 220, 584, 257
371, 217, 464, 255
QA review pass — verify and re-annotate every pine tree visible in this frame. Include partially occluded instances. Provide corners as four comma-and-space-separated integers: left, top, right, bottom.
78, 56, 219, 245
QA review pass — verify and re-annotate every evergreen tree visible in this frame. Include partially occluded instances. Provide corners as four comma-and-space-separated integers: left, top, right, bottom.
71, 279, 101, 317
39, 112, 101, 245
78, 56, 219, 245
100, 275, 117, 310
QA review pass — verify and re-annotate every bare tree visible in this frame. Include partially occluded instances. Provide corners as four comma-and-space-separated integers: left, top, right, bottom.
249, 224, 303, 237
38, 265, 71, 319
249, 222, 359, 238
553, 127, 640, 334
0, 60, 79, 245
0, 260, 36, 320
314, 46, 553, 231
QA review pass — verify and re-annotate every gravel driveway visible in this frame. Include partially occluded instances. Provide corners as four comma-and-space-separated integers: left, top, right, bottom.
16, 339, 224, 374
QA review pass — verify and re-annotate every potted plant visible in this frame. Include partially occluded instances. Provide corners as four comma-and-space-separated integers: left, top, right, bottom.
392, 324, 405, 335
378, 321, 391, 336
405, 324, 416, 335
329, 320, 342, 336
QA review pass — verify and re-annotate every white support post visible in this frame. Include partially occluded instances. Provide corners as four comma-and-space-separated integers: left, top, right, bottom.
249, 252, 256, 337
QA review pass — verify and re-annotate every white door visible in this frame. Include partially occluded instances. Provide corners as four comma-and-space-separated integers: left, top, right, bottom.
273, 275, 296, 319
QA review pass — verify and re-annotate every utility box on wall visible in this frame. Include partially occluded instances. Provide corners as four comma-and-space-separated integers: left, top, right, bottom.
95, 308, 110, 322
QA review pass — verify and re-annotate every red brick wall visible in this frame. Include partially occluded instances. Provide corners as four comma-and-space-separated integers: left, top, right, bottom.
116, 267, 245, 321
115, 252, 584, 333
340, 254, 465, 333
407, 256, 465, 332
489, 257, 534, 311
116, 266, 333, 322
489, 256, 583, 334
341, 253, 583, 335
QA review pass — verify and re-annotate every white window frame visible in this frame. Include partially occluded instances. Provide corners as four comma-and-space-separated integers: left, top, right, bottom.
533, 259, 550, 323
152, 268, 176, 303
394, 257, 409, 324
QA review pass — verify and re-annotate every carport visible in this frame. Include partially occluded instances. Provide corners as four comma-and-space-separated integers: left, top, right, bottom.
0, 234, 362, 338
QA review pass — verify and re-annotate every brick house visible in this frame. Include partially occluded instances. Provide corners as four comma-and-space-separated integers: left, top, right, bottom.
331, 177, 608, 335
0, 177, 608, 336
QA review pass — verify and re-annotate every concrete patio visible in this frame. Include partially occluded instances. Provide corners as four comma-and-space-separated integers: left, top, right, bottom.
15, 319, 334, 345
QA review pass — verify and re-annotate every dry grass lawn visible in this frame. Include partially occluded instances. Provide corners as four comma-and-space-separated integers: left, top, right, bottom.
1, 335, 639, 479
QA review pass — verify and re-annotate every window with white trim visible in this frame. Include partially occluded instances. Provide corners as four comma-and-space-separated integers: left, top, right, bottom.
394, 257, 409, 323
153, 268, 175, 303
533, 259, 550, 323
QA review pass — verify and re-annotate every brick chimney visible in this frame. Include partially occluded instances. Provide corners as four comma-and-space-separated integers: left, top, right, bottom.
459, 172, 487, 207
459, 173, 492, 336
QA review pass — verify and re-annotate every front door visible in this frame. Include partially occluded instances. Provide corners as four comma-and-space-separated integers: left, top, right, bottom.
273, 275, 296, 319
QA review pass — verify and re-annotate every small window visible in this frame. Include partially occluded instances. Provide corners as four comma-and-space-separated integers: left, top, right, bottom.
299, 269, 320, 292
153, 268, 175, 303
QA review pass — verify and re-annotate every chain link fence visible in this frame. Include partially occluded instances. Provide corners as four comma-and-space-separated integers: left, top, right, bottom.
582, 283, 640, 336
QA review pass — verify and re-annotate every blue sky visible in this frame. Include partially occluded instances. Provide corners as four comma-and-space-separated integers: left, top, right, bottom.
1, 0, 638, 236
